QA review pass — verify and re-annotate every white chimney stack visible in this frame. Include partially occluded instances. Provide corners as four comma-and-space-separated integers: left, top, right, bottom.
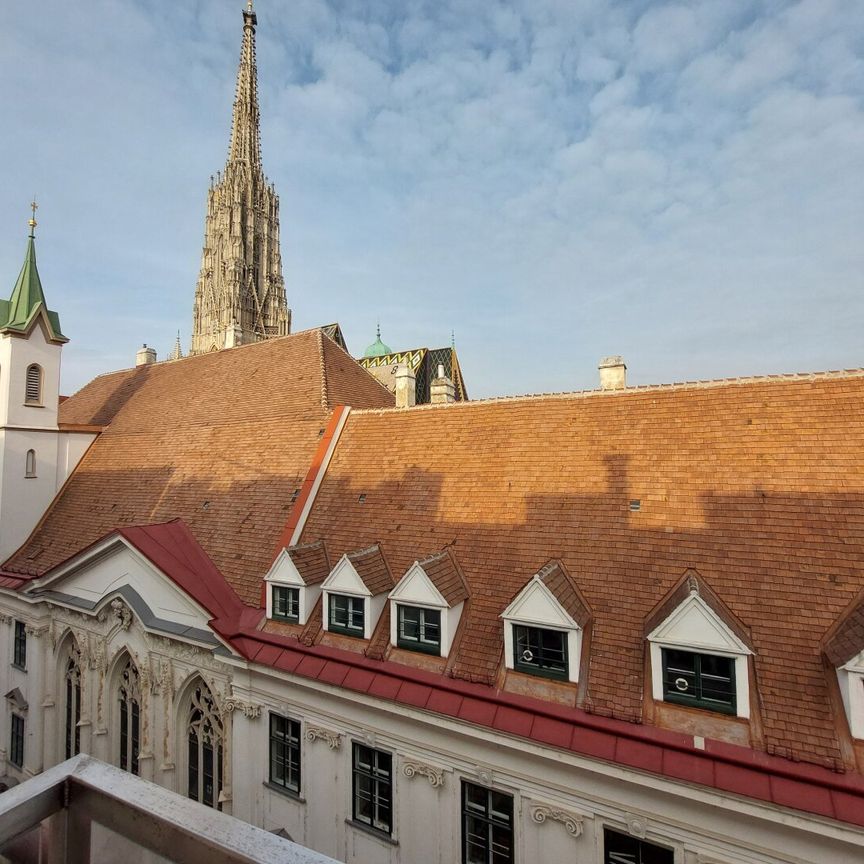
430, 364, 456, 404
598, 356, 626, 390
395, 364, 416, 409
136, 344, 157, 366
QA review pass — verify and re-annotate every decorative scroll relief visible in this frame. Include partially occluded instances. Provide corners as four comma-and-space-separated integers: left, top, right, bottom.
402, 760, 445, 789
305, 725, 342, 750
530, 805, 585, 838
224, 698, 262, 719
111, 598, 133, 631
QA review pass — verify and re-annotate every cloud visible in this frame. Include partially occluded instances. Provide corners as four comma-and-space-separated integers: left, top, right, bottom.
0, 0, 862, 398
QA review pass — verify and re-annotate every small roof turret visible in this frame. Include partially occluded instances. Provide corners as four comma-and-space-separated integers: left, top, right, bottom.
0, 204, 67, 343
363, 323, 392, 358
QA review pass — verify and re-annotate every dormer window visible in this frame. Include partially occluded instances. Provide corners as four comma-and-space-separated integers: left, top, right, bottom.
501, 561, 591, 685
25, 364, 42, 405
824, 603, 864, 740
513, 624, 568, 681
388, 551, 469, 658
272, 586, 300, 623
264, 541, 329, 626
661, 649, 736, 715
321, 546, 394, 641
646, 573, 752, 719
329, 594, 365, 637
396, 605, 441, 654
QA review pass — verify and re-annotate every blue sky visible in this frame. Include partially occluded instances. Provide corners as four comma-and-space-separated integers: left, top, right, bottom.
1, 0, 862, 398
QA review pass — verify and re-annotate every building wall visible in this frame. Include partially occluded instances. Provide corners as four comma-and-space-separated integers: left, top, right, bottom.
0, 585, 861, 864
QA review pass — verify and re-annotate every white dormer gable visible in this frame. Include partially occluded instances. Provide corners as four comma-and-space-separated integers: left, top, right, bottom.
647, 593, 752, 656
647, 589, 751, 718
322, 555, 371, 597
500, 574, 583, 684
837, 647, 864, 740
388, 562, 463, 658
501, 576, 578, 630
264, 548, 322, 625
264, 549, 306, 587
389, 562, 447, 608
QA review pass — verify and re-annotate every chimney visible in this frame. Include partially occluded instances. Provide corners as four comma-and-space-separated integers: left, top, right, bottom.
430, 364, 456, 404
598, 356, 626, 390
394, 364, 416, 409
136, 344, 157, 366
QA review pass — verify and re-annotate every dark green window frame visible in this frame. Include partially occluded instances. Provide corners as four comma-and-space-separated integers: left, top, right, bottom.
661, 648, 736, 715
352, 743, 392, 835
12, 620, 26, 670
604, 827, 673, 863
512, 624, 568, 681
397, 605, 441, 655
9, 713, 24, 768
328, 593, 365, 637
269, 713, 301, 794
461, 780, 514, 864
272, 586, 300, 622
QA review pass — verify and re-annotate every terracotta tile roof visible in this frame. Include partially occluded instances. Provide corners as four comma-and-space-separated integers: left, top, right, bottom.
534, 560, 592, 629
286, 541, 330, 586
347, 545, 394, 596
4, 330, 393, 605
418, 549, 469, 606
298, 372, 864, 768
823, 590, 864, 667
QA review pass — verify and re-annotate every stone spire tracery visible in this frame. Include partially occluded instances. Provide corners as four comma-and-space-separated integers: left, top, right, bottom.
190, 0, 290, 355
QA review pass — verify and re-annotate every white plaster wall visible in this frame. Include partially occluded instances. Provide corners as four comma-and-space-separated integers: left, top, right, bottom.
0, 428, 61, 561
56, 431, 96, 489
227, 665, 864, 864
0, 327, 61, 429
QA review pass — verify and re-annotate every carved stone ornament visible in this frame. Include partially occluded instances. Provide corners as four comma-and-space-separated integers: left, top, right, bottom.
305, 725, 342, 750
473, 767, 494, 787
624, 812, 648, 839
402, 760, 445, 789
530, 805, 585, 838
111, 598, 133, 630
224, 698, 262, 719
0, 613, 12, 625
24, 624, 48, 639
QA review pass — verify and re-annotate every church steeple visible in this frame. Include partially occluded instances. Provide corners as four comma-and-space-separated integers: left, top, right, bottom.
227, 0, 262, 171
190, 0, 291, 355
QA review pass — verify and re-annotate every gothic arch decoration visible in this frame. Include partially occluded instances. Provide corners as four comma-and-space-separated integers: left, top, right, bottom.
183, 677, 225, 809
114, 653, 142, 775
63, 641, 83, 759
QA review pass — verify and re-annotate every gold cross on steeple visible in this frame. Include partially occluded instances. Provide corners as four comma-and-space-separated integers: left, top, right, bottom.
28, 199, 38, 237
246, 0, 253, 11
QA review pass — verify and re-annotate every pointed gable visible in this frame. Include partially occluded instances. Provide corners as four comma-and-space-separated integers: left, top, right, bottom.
389, 550, 469, 609
645, 570, 752, 655
266, 541, 330, 587
502, 561, 591, 630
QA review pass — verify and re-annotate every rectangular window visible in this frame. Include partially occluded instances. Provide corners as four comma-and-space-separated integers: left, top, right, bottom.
12, 621, 26, 670
513, 624, 568, 680
329, 594, 365, 637
272, 586, 300, 622
661, 648, 736, 714
352, 743, 392, 835
604, 827, 673, 864
462, 781, 514, 864
397, 605, 441, 654
269, 713, 301, 794
10, 714, 24, 768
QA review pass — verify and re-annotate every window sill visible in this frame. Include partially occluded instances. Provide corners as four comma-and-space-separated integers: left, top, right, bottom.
396, 640, 441, 657
271, 615, 300, 625
345, 819, 398, 847
263, 780, 305, 803
10, 663, 26, 673
327, 627, 365, 639
23, 403, 44, 408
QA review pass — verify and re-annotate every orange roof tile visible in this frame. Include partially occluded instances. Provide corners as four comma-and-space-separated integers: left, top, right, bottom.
5, 330, 393, 605
286, 541, 330, 586
298, 372, 864, 768
347, 545, 394, 596
418, 549, 469, 606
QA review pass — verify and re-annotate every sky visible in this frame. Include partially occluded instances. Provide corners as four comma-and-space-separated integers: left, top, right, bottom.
0, 0, 862, 399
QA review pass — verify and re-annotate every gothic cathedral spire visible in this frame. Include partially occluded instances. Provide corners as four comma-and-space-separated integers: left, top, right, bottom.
190, 0, 291, 355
